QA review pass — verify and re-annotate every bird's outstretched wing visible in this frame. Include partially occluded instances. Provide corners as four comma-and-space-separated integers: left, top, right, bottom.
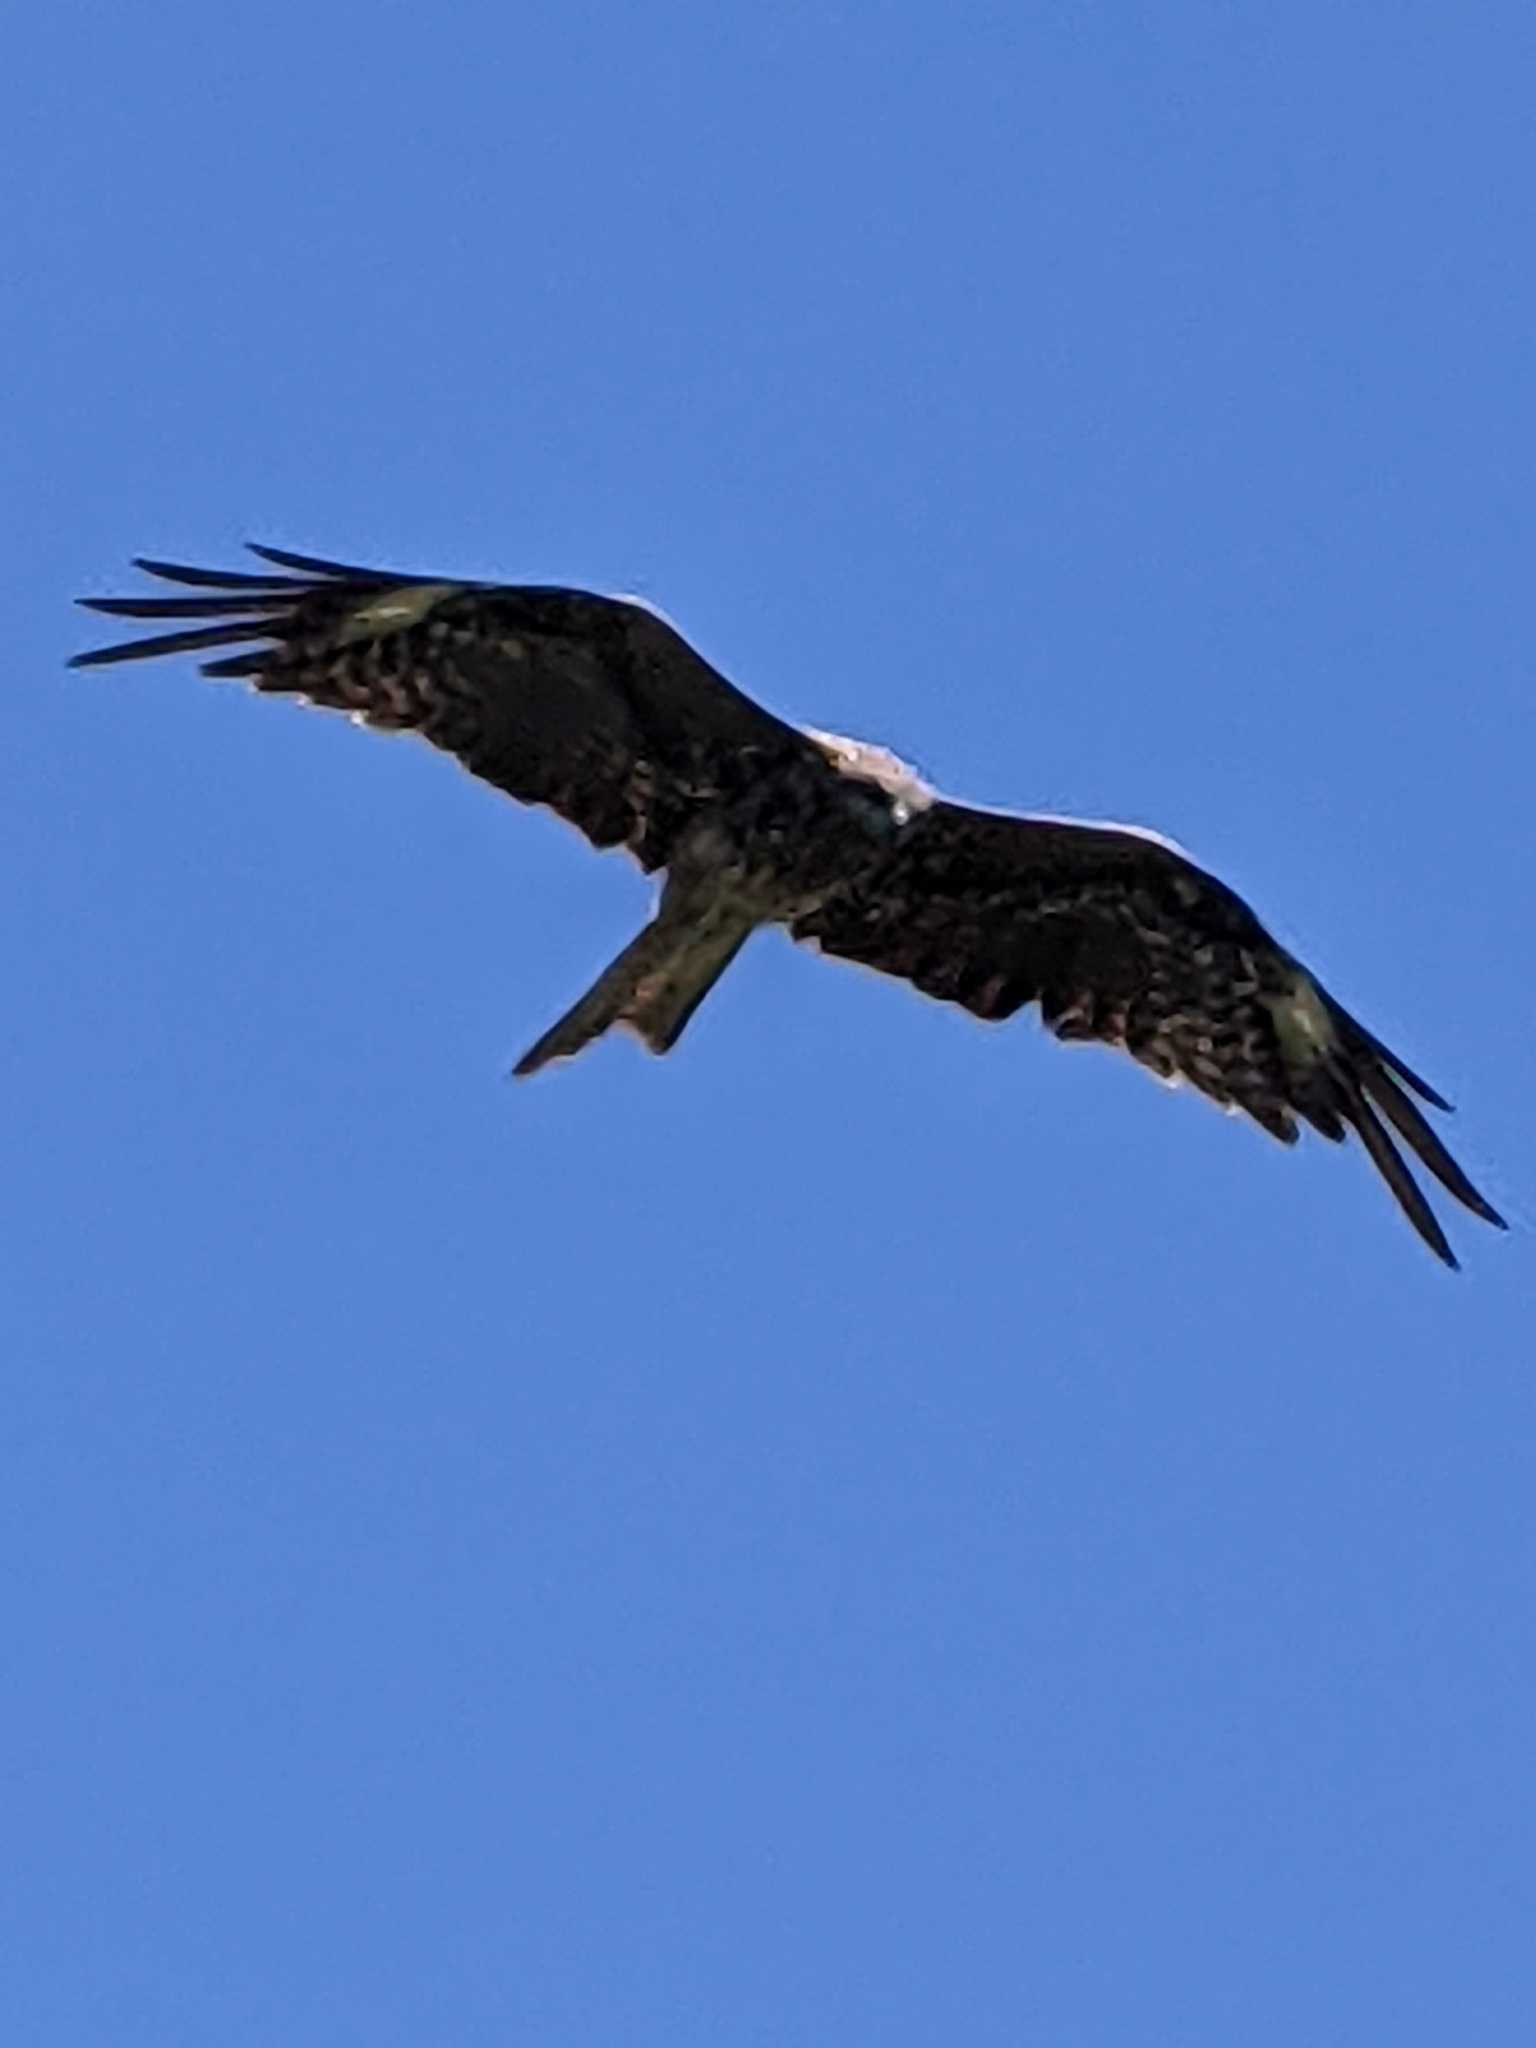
792, 799, 1505, 1266
72, 545, 812, 870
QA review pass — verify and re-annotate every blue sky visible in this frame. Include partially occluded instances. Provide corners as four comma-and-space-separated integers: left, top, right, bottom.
5, 2, 1534, 2040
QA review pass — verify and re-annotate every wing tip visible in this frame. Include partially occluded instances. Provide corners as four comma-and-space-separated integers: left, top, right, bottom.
1323, 1048, 1501, 1269
243, 540, 387, 580
1306, 987, 1503, 1262
71, 543, 385, 671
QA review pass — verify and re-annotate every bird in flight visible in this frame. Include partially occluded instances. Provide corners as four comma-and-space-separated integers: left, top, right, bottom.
73, 544, 1504, 1267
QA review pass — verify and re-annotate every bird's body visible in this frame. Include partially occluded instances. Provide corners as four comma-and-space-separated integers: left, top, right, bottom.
73, 545, 1505, 1266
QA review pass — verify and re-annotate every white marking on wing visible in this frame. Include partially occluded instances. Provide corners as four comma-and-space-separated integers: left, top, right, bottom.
803, 728, 936, 821
1260, 973, 1337, 1065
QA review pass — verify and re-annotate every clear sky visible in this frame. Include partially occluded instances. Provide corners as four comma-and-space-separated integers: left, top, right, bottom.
6, 3, 1534, 2041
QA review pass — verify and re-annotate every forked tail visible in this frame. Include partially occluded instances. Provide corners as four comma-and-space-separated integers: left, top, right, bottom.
512, 899, 756, 1077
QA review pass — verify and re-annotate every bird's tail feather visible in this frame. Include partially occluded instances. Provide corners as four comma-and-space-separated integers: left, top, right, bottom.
513, 904, 755, 1078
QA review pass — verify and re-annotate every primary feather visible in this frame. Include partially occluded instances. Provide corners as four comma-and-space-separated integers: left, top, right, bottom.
73, 545, 1505, 1267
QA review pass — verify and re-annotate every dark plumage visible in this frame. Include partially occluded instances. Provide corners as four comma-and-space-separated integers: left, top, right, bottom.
73, 545, 1505, 1267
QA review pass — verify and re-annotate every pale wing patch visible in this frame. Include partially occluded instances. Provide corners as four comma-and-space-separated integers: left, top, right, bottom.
1259, 972, 1338, 1068
335, 584, 464, 645
803, 728, 935, 822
